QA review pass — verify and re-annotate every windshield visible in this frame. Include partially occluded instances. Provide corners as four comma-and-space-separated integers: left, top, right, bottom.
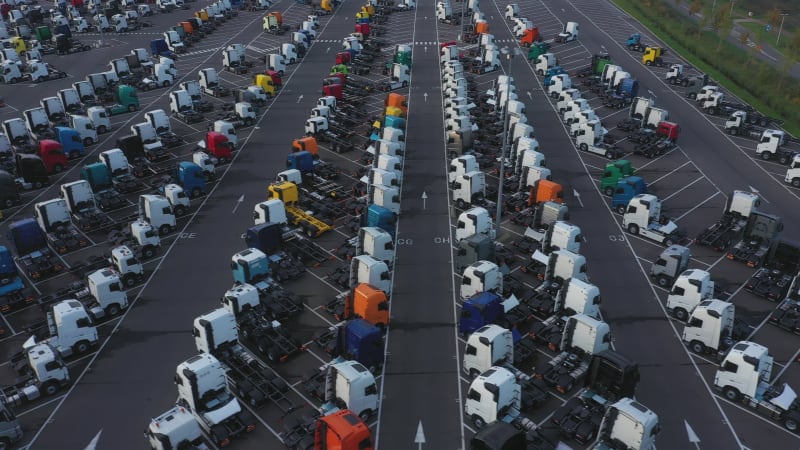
199, 387, 233, 411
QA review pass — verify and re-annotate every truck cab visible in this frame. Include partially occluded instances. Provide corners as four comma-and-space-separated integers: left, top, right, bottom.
622, 194, 680, 246
352, 255, 391, 295
456, 207, 495, 242
24, 300, 98, 357
595, 398, 660, 450
358, 227, 394, 266
683, 299, 737, 358
145, 406, 207, 450
139, 194, 176, 235
465, 366, 521, 428
650, 244, 690, 288
611, 176, 647, 214
461, 260, 502, 300
462, 324, 514, 378
665, 269, 714, 321
320, 360, 379, 422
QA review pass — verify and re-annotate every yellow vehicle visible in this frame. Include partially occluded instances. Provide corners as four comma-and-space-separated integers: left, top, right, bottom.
253, 74, 276, 97
321, 0, 333, 13
195, 10, 209, 21
9, 37, 26, 55
385, 106, 404, 119
642, 46, 666, 66
268, 182, 331, 237
361, 4, 374, 16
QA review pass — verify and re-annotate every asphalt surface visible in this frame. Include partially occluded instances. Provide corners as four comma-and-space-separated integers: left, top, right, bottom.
1, 0, 800, 448
374, 3, 464, 450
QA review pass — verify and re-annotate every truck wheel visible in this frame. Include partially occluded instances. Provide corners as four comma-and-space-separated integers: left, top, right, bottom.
616, 205, 626, 215
106, 303, 121, 316
537, 69, 543, 76
792, 178, 800, 188
9, 77, 18, 84
604, 186, 614, 196
579, 143, 588, 151
779, 154, 791, 165
123, 274, 138, 287
69, 150, 81, 159
128, 105, 136, 112
73, 340, 91, 355
760, 152, 772, 161
673, 308, 688, 321
83, 137, 95, 146
41, 381, 59, 396
722, 387, 741, 402
645, 61, 651, 66
34, 181, 43, 189
158, 224, 172, 236
627, 223, 639, 235
657, 276, 670, 288
784, 417, 799, 432
3, 199, 14, 208
472, 415, 486, 429
664, 237, 675, 247
59, 72, 67, 78
456, 198, 465, 209
142, 246, 156, 259
688, 93, 697, 100
690, 340, 705, 354
174, 205, 187, 216
359, 409, 373, 422
605, 151, 614, 159
53, 164, 64, 173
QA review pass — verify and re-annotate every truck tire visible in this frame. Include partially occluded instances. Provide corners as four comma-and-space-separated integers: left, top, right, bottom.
73, 340, 91, 355
779, 154, 791, 165
41, 381, 59, 396
359, 409, 373, 422
722, 386, 741, 402
690, 340, 705, 354
456, 198, 466, 209
760, 151, 772, 161
106, 303, 121, 316
784, 417, 799, 432
673, 308, 688, 321
69, 150, 81, 159
123, 273, 138, 287
83, 137, 94, 146
472, 415, 486, 429
3, 198, 14, 208
162, 80, 171, 87
9, 77, 18, 84
605, 151, 614, 159
191, 188, 202, 198
616, 205, 626, 215
579, 143, 588, 151
53, 164, 64, 173
645, 60, 651, 66
604, 186, 614, 196
627, 223, 639, 235
142, 246, 156, 259
792, 178, 800, 188
688, 92, 697, 100
173, 205, 187, 216
128, 105, 136, 112
657, 275, 670, 288
664, 237, 675, 247
209, 425, 228, 446
158, 224, 172, 236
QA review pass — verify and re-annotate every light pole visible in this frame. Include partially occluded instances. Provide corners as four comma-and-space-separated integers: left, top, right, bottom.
711, 0, 717, 19
729, 0, 735, 17
495, 46, 521, 235
777, 12, 789, 46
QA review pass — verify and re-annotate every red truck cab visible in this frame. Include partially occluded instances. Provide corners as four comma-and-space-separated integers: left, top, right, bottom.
336, 52, 352, 65
323, 84, 343, 99
36, 140, 68, 174
657, 121, 680, 142
202, 132, 233, 164
265, 69, 282, 87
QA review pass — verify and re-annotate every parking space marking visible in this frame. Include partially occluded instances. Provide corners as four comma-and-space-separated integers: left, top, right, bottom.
661, 175, 706, 202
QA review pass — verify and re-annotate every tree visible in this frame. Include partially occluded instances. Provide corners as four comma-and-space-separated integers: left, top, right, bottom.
766, 7, 782, 28
739, 30, 751, 46
714, 9, 733, 51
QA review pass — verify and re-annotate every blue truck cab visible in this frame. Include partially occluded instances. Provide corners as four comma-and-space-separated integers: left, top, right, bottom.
231, 247, 275, 294
384, 115, 405, 130
177, 161, 207, 198
286, 151, 315, 173
245, 223, 283, 254
365, 204, 397, 238
150, 39, 175, 58
611, 176, 647, 214
617, 78, 639, 98
337, 318, 383, 372
626, 33, 641, 47
542, 66, 567, 86
459, 292, 506, 335
81, 162, 112, 191
0, 246, 24, 297
54, 127, 86, 160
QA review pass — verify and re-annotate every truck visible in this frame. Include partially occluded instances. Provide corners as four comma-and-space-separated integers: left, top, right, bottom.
622, 194, 681, 246
610, 176, 647, 214
179, 80, 215, 113
575, 121, 622, 159
193, 308, 298, 411
24, 108, 55, 141
554, 21, 579, 43
455, 206, 496, 242
527, 277, 601, 321
41, 97, 67, 126
725, 110, 778, 139
268, 182, 333, 237
131, 122, 166, 160
314, 319, 384, 373
625, 33, 648, 52
174, 353, 257, 446
52, 127, 85, 160
304, 359, 380, 422
714, 341, 800, 432
695, 190, 759, 251
745, 240, 800, 301
600, 160, 634, 196
145, 405, 210, 450
380, 63, 410, 91
594, 398, 660, 450
650, 244, 690, 288
280, 409, 374, 450
104, 85, 139, 115
60, 180, 112, 232
23, 299, 99, 357
34, 198, 89, 254
26, 61, 67, 83
8, 219, 64, 281
199, 67, 229, 97
756, 130, 794, 164
682, 299, 749, 358
535, 314, 611, 393
641, 46, 668, 67
665, 269, 714, 321
139, 194, 177, 235
459, 291, 532, 337
325, 283, 390, 330
3, 344, 70, 408
461, 260, 503, 300
726, 211, 783, 268
145, 109, 184, 148
169, 90, 204, 124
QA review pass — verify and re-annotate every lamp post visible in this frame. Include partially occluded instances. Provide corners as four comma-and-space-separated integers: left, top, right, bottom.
777, 12, 789, 46
711, 0, 717, 19
495, 46, 522, 235
729, 0, 735, 17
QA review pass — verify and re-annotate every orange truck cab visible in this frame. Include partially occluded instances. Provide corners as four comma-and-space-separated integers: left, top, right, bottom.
523, 180, 563, 207
315, 410, 374, 450
334, 283, 389, 328
474, 21, 489, 34
520, 27, 541, 46
292, 137, 319, 158
268, 11, 283, 25
384, 93, 408, 116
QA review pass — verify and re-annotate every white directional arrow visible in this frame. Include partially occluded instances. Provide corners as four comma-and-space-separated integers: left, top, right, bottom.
685, 420, 701, 449
232, 194, 245, 214
297, 94, 304, 103
326, 46, 330, 53
748, 185, 769, 204
423, 92, 428, 102
527, 91, 532, 100
414, 421, 426, 449
421, 191, 428, 210
424, 16, 427, 19
424, 46, 428, 52
573, 189, 583, 207
84, 429, 103, 450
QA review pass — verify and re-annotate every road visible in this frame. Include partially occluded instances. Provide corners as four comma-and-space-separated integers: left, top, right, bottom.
374, 3, 464, 450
